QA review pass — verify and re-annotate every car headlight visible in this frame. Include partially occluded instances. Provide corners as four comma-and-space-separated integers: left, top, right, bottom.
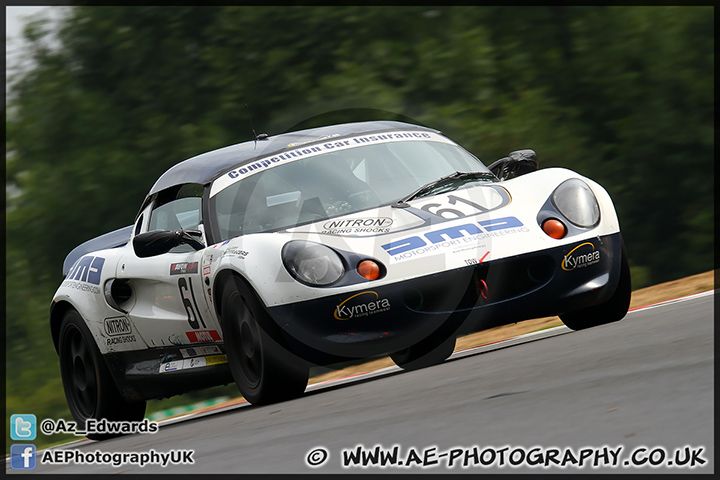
282, 241, 345, 286
551, 178, 600, 228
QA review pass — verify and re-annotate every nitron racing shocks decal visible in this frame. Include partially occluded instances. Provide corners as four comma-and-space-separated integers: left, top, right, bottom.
104, 316, 137, 346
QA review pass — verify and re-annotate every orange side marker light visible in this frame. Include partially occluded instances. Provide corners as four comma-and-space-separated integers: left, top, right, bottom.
357, 260, 381, 280
542, 218, 567, 239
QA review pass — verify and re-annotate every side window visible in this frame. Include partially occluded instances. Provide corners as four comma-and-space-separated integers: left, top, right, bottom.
149, 197, 202, 231
149, 184, 204, 233
148, 184, 204, 253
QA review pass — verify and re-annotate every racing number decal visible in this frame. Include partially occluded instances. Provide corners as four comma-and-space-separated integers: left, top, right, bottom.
178, 277, 206, 329
420, 195, 489, 219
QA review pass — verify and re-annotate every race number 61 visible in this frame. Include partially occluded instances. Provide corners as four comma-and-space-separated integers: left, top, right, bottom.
178, 277, 206, 329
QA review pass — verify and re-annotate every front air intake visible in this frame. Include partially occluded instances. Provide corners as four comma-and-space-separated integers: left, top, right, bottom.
403, 256, 554, 313
104, 278, 134, 312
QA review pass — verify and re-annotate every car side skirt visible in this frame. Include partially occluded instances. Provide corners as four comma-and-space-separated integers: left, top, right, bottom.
102, 346, 233, 401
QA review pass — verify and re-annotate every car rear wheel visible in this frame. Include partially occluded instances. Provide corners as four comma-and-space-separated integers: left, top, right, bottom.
391, 335, 456, 371
560, 241, 632, 331
58, 310, 146, 440
221, 277, 309, 405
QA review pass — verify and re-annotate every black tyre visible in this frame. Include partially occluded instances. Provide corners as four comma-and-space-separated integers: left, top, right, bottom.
221, 276, 309, 405
560, 242, 632, 331
58, 310, 146, 440
391, 336, 456, 371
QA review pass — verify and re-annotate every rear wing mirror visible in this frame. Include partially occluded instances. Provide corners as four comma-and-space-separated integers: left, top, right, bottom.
133, 230, 204, 258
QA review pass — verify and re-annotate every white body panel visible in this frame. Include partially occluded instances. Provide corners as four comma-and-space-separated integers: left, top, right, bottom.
53, 248, 150, 353
206, 167, 619, 307
53, 166, 618, 355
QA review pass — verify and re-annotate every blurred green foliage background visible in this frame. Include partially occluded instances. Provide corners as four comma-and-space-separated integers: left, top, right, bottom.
5, 6, 713, 451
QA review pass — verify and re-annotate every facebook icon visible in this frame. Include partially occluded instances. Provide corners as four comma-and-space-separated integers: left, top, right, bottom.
10, 444, 37, 470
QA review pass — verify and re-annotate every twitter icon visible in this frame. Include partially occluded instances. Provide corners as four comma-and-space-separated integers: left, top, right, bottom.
11, 414, 37, 440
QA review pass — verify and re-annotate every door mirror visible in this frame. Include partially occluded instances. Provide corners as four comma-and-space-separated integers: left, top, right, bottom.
133, 230, 204, 258
488, 149, 538, 180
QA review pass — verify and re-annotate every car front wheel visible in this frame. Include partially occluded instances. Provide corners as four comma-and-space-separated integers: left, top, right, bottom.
221, 276, 309, 405
58, 310, 146, 440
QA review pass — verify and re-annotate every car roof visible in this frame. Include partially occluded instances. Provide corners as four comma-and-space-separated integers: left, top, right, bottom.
146, 120, 440, 197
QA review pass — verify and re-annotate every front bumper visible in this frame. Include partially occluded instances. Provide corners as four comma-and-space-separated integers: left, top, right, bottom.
269, 232, 623, 363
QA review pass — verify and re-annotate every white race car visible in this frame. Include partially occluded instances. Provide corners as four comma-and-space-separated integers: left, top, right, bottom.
50, 121, 630, 438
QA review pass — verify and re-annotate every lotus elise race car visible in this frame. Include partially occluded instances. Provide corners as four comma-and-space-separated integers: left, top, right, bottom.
50, 120, 630, 436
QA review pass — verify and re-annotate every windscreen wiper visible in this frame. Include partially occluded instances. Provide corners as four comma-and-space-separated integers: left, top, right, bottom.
395, 171, 496, 205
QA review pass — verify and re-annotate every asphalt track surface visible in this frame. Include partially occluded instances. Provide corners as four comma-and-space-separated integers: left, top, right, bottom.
10, 291, 714, 474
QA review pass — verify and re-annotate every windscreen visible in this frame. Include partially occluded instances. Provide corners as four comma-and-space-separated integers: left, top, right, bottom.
210, 132, 491, 240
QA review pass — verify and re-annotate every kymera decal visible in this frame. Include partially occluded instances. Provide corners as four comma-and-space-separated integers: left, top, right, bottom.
334, 291, 391, 320
562, 242, 601, 271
